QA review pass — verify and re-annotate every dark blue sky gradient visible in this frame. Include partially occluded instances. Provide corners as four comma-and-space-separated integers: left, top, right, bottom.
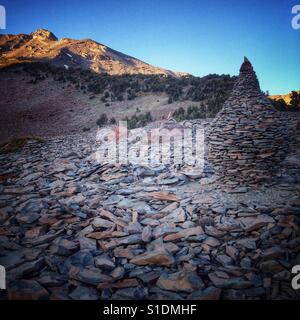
1, 0, 299, 94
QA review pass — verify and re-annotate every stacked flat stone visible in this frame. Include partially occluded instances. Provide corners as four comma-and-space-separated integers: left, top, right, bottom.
207, 57, 292, 187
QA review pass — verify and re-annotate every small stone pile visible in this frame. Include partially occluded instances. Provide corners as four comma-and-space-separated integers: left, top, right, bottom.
207, 57, 294, 187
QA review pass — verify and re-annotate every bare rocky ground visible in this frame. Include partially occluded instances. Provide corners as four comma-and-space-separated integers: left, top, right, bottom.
0, 120, 300, 300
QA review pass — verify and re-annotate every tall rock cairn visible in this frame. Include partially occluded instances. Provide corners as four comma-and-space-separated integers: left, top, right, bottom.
207, 57, 290, 187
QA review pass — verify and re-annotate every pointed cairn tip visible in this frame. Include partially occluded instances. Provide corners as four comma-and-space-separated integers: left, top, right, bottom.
240, 56, 253, 73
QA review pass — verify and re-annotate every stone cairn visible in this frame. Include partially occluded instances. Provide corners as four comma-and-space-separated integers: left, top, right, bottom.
207, 57, 292, 187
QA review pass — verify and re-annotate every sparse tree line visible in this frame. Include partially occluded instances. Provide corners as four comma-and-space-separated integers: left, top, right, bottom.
4, 62, 236, 105
96, 112, 152, 130
269, 91, 300, 112
2, 62, 298, 132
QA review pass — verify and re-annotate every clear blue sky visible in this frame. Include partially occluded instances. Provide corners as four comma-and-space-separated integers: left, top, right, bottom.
1, 0, 299, 94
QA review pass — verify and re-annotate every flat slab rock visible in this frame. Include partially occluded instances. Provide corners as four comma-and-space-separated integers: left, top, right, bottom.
130, 248, 174, 267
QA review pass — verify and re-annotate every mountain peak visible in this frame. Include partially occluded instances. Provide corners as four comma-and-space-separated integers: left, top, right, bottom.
30, 29, 58, 41
0, 30, 183, 76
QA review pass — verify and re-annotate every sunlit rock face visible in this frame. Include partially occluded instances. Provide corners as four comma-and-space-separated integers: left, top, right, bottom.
30, 29, 58, 41
0, 29, 182, 76
207, 57, 294, 187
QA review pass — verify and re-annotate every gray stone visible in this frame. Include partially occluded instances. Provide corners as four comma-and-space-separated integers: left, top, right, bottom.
8, 280, 49, 300
157, 271, 204, 293
69, 266, 112, 285
69, 286, 99, 300
94, 254, 115, 271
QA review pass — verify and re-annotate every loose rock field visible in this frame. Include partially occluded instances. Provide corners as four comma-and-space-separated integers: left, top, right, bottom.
0, 127, 299, 300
